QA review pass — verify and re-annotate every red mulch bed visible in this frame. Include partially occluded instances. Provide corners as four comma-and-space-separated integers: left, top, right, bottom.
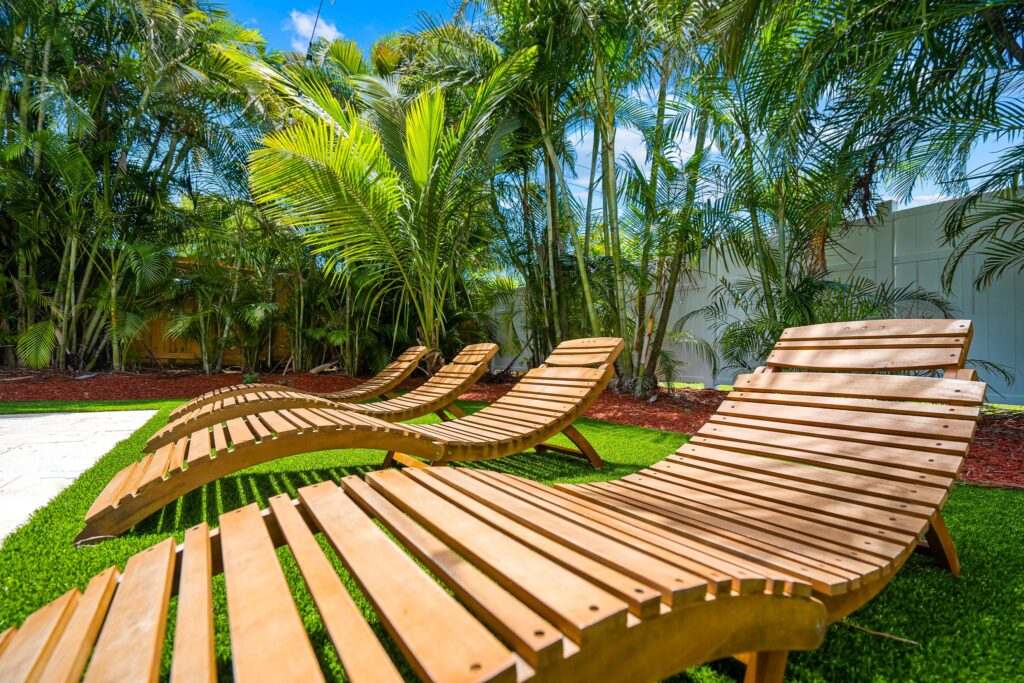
1, 369, 1021, 488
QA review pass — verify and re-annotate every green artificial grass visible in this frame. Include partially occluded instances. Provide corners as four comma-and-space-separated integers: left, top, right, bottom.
0, 398, 181, 415
0, 401, 1021, 681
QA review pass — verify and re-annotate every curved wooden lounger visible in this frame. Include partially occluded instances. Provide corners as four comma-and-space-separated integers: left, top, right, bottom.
76, 338, 624, 543
1, 320, 984, 683
148, 344, 498, 451
166, 345, 429, 422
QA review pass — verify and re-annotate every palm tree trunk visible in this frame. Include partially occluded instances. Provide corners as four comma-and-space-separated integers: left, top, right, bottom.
600, 126, 632, 374
633, 52, 671, 376
643, 114, 710, 380
110, 257, 121, 371
583, 117, 600, 255
592, 52, 631, 373
31, 34, 52, 174
543, 157, 563, 343
520, 170, 551, 354
214, 218, 244, 372
538, 130, 601, 335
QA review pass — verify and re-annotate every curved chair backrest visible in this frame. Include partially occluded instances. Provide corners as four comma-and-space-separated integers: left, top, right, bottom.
767, 319, 973, 373
328, 345, 429, 401
431, 338, 624, 461
346, 343, 498, 420
411, 343, 499, 395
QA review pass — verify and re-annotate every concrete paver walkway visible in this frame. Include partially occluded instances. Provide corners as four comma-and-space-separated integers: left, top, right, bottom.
0, 410, 155, 545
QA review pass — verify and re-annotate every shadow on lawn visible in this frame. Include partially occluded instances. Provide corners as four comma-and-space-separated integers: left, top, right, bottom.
130, 446, 648, 537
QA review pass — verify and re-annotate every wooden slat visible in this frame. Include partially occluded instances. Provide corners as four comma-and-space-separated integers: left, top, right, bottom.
257, 410, 300, 436
138, 443, 174, 491
726, 390, 980, 420
509, 474, 804, 596
267, 495, 402, 683
298, 481, 518, 683
86, 466, 134, 519
187, 428, 212, 464
660, 448, 936, 518
245, 414, 272, 440
524, 366, 607, 381
544, 352, 618, 366
511, 383, 592, 400
703, 417, 963, 474
716, 401, 970, 444
779, 319, 971, 340
211, 424, 229, 454
84, 538, 177, 683
0, 629, 13, 658
775, 336, 966, 350
625, 469, 903, 570
220, 504, 325, 683
167, 438, 189, 473
226, 418, 256, 451
766, 347, 966, 371
171, 524, 216, 683
733, 371, 986, 405
37, 568, 119, 683
120, 456, 150, 498
0, 590, 77, 682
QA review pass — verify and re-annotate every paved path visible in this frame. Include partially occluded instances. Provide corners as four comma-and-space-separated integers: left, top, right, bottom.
0, 410, 156, 545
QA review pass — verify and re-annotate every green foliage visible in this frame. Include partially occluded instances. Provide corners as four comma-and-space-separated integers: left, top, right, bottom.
0, 0, 269, 371
15, 320, 56, 369
236, 38, 537, 353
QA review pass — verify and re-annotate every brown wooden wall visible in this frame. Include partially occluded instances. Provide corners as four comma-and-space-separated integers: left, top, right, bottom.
134, 313, 290, 367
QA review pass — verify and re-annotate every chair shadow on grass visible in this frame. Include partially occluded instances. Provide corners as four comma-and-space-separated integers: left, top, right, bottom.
128, 443, 651, 538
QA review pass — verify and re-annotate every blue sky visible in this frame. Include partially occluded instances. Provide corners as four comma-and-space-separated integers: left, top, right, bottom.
223, 0, 453, 54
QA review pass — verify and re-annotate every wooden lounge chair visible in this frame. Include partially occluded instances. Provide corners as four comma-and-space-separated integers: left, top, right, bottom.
75, 338, 624, 543
165, 345, 429, 423
147, 344, 498, 451
1, 319, 983, 683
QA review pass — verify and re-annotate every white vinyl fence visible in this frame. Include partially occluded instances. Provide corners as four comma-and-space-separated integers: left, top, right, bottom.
493, 196, 1024, 404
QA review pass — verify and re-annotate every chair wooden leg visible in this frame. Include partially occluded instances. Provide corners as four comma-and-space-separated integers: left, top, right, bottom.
533, 428, 603, 469
743, 650, 788, 683
382, 450, 396, 467
923, 510, 961, 575
392, 453, 429, 469
562, 424, 603, 468
434, 404, 465, 422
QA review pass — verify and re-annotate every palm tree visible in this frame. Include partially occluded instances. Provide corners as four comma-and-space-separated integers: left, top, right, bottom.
713, 0, 1023, 292
234, 39, 536, 356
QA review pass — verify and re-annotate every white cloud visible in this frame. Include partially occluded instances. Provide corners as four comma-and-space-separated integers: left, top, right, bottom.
284, 9, 343, 54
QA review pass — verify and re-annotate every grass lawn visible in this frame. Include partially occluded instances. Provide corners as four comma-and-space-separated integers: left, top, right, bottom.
0, 400, 1021, 681
0, 398, 181, 415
